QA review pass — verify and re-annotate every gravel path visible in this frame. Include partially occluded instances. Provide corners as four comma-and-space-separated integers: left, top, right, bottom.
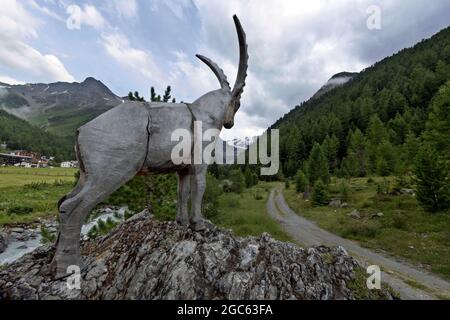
267, 188, 450, 300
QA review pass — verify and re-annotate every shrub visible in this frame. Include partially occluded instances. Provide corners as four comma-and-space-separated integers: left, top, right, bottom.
203, 174, 223, 219
339, 181, 350, 202
343, 224, 378, 239
367, 177, 375, 184
254, 191, 264, 200
295, 170, 308, 193
312, 179, 329, 206
285, 180, 290, 189
413, 144, 450, 212
23, 182, 50, 191
40, 226, 56, 244
7, 205, 33, 216
392, 213, 407, 230
229, 169, 245, 194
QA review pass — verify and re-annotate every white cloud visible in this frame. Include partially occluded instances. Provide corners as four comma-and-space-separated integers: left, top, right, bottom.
29, 0, 65, 22
0, 0, 75, 82
77, 4, 108, 29
0, 75, 25, 85
150, 0, 192, 19
113, 0, 138, 19
101, 32, 165, 85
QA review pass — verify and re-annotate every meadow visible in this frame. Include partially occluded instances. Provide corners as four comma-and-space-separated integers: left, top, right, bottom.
0, 167, 76, 225
212, 181, 291, 242
283, 176, 450, 279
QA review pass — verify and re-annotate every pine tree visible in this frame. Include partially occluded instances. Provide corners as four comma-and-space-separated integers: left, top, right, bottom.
376, 140, 398, 176
344, 129, 367, 177
295, 170, 308, 193
423, 81, 450, 160
133, 91, 145, 102
163, 86, 172, 103
413, 144, 450, 212
308, 143, 330, 184
322, 134, 339, 171
312, 179, 329, 206
402, 133, 420, 168
150, 87, 157, 102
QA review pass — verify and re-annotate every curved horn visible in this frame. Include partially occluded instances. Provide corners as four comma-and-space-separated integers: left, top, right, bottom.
231, 15, 248, 111
196, 54, 231, 90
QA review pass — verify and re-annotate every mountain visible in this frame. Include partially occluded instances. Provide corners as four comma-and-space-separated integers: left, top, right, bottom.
0, 110, 74, 160
0, 210, 395, 300
312, 72, 358, 99
270, 26, 450, 178
0, 77, 122, 137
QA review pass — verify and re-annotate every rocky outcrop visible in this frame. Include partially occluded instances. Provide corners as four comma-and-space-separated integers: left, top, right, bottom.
0, 232, 7, 254
0, 211, 393, 300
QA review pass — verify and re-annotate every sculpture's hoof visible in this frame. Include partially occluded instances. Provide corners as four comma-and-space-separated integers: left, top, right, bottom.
51, 254, 82, 279
176, 216, 189, 227
190, 219, 213, 232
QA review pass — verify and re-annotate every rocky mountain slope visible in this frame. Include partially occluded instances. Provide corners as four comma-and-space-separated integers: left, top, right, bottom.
0, 77, 122, 137
0, 210, 394, 300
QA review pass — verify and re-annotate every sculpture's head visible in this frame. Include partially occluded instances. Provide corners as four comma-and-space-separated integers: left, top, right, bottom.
196, 15, 248, 129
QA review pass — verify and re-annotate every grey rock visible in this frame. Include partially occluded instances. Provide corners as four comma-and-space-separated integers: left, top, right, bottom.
348, 210, 361, 220
400, 188, 414, 196
371, 212, 384, 219
340, 202, 349, 208
329, 199, 342, 208
0, 232, 7, 253
0, 215, 393, 300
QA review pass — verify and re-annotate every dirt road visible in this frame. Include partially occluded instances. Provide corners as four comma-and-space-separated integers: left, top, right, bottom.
267, 188, 450, 300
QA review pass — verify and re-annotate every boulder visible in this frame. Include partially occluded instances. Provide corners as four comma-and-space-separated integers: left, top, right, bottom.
371, 212, 384, 219
400, 188, 414, 196
329, 199, 342, 208
348, 210, 361, 220
0, 232, 7, 254
340, 202, 349, 208
0, 212, 394, 300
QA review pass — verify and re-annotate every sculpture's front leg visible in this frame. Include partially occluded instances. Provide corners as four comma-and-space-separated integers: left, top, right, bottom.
190, 165, 208, 231
176, 171, 191, 226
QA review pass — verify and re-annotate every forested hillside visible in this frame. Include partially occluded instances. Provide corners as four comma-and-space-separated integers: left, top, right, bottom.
272, 26, 450, 180
0, 110, 74, 161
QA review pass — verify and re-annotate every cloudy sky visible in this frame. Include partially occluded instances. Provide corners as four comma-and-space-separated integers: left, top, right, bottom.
1, 0, 449, 139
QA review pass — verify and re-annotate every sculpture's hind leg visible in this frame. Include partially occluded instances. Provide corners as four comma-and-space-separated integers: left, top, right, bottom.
52, 167, 142, 277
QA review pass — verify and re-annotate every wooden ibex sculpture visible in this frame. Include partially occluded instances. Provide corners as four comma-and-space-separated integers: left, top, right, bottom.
52, 15, 248, 276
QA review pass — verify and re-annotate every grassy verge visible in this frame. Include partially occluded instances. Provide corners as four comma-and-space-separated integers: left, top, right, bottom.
283, 176, 450, 279
0, 167, 76, 226
212, 182, 291, 242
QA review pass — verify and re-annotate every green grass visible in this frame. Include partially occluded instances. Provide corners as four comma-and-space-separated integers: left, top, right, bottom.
0, 167, 77, 187
284, 176, 450, 279
212, 182, 291, 242
0, 167, 76, 225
